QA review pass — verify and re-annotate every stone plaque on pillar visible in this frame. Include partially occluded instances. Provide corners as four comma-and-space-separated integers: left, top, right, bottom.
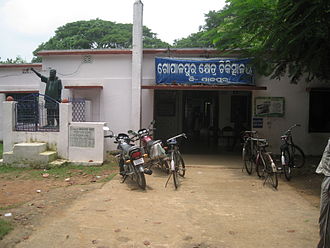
69, 127, 95, 148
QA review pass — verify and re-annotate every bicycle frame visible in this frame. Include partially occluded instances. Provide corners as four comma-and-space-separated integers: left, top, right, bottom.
280, 124, 304, 167
255, 138, 278, 189
242, 131, 258, 174
164, 133, 187, 189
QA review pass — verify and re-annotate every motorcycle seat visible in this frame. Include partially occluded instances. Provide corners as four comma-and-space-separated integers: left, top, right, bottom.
128, 145, 140, 154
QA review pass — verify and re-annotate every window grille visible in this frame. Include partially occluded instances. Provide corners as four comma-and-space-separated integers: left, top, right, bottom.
70, 98, 86, 122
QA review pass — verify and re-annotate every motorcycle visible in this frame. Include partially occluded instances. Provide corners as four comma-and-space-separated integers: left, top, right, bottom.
128, 121, 168, 172
104, 127, 150, 190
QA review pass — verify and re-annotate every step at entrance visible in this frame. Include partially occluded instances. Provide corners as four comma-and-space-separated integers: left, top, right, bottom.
2, 142, 58, 168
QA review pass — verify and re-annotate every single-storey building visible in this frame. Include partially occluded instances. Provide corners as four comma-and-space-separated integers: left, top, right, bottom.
0, 48, 329, 156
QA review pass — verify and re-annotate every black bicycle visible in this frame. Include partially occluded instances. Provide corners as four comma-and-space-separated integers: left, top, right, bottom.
242, 130, 258, 175
280, 124, 305, 181
255, 138, 278, 189
164, 133, 187, 189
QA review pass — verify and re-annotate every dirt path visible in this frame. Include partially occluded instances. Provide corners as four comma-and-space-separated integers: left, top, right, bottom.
7, 165, 319, 248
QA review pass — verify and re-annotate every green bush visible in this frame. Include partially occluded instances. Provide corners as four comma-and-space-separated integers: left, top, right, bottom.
0, 219, 13, 239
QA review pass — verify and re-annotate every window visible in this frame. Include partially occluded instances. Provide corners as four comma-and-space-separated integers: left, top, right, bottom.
309, 89, 330, 133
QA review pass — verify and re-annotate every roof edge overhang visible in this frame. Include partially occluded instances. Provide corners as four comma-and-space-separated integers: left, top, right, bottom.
37, 48, 241, 57
306, 87, 330, 92
64, 86, 103, 89
142, 85, 267, 91
0, 64, 41, 69
0, 90, 39, 94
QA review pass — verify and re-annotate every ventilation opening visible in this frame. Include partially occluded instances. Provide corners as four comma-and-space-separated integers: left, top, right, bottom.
82, 55, 93, 64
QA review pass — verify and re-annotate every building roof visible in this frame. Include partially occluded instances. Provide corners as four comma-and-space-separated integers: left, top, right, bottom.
36, 48, 241, 57
0, 63, 42, 69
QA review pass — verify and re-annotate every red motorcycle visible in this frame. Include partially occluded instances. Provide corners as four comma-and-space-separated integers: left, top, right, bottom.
128, 121, 168, 172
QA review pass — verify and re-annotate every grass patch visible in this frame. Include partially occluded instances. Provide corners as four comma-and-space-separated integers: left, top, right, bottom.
99, 173, 117, 183
0, 157, 118, 181
44, 162, 117, 179
0, 219, 13, 240
0, 203, 24, 211
0, 142, 3, 159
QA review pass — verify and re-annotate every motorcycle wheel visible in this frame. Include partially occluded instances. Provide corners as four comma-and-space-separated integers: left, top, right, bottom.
134, 169, 146, 190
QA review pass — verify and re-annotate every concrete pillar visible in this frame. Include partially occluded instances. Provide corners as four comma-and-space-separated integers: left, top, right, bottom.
57, 102, 72, 159
0, 94, 6, 141
2, 101, 15, 152
131, 0, 143, 131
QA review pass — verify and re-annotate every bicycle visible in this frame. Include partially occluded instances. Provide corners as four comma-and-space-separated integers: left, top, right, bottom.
280, 124, 305, 181
254, 138, 278, 189
242, 130, 258, 175
164, 133, 187, 189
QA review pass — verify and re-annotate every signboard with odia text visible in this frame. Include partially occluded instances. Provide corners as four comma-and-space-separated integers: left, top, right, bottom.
155, 57, 254, 85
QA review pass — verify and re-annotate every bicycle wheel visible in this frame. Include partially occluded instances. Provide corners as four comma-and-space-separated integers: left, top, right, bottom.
256, 154, 265, 178
173, 170, 179, 189
264, 153, 278, 189
170, 155, 180, 189
243, 142, 253, 175
290, 144, 305, 168
281, 148, 292, 181
175, 152, 186, 177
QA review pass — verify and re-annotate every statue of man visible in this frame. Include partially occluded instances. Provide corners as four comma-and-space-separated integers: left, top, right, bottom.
31, 68, 62, 126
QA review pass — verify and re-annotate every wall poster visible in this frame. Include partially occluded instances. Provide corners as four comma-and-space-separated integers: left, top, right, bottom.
254, 97, 285, 117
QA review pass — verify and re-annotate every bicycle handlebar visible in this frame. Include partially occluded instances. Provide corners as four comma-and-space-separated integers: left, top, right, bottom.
166, 133, 187, 142
244, 130, 257, 134
250, 138, 267, 143
284, 123, 301, 135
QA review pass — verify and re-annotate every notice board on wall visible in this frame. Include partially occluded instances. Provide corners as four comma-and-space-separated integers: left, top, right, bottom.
254, 97, 285, 117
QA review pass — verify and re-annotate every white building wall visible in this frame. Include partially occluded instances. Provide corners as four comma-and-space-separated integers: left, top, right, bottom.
0, 67, 40, 92
253, 76, 329, 155
1, 51, 329, 155
41, 55, 134, 150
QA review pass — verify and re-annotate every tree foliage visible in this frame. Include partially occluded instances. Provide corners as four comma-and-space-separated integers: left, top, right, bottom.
173, 32, 214, 48
0, 56, 27, 64
173, 10, 224, 48
206, 0, 330, 83
32, 19, 170, 62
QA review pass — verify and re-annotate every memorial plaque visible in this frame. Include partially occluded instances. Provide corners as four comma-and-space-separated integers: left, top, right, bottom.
69, 127, 95, 148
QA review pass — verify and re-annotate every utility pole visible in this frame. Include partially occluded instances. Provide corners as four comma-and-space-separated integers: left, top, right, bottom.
131, 0, 143, 131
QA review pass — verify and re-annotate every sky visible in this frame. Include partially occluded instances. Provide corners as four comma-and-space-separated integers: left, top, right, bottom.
0, 0, 226, 62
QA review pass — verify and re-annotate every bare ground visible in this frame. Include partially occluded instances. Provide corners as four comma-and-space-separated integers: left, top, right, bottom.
0, 155, 323, 248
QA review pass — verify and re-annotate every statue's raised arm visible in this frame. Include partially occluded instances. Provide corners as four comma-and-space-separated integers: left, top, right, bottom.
30, 68, 48, 83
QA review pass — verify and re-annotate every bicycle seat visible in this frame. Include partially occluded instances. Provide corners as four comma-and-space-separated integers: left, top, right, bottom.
258, 142, 269, 148
167, 139, 177, 145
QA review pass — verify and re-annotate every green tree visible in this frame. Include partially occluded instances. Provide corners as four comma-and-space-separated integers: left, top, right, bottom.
32, 19, 170, 62
0, 55, 27, 64
207, 0, 330, 83
173, 31, 214, 48
173, 10, 223, 48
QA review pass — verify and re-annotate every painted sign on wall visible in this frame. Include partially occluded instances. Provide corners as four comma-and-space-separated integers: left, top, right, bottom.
155, 57, 254, 85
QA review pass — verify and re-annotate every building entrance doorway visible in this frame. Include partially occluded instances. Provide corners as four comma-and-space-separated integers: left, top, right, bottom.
182, 91, 219, 153
154, 90, 252, 154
